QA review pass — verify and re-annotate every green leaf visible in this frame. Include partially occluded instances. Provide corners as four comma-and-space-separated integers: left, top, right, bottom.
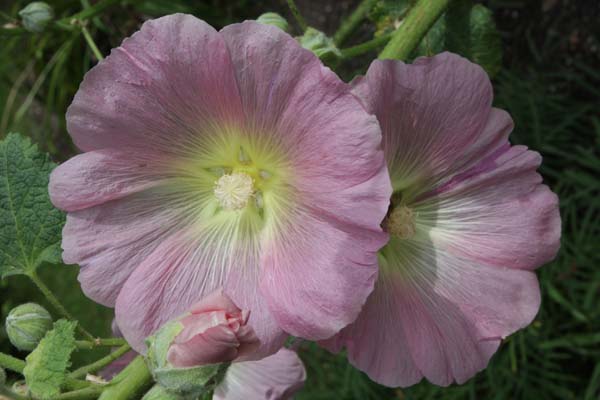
23, 319, 77, 400
468, 4, 503, 78
0, 133, 64, 278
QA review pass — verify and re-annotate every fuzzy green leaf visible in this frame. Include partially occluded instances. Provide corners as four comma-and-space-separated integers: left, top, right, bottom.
23, 319, 77, 399
0, 133, 64, 278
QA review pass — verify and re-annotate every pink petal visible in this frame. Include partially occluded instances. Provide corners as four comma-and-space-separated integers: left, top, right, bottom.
353, 53, 494, 197
324, 244, 541, 387
424, 145, 561, 270
168, 324, 242, 367
67, 14, 243, 152
213, 348, 306, 400
63, 190, 183, 306
115, 228, 286, 356
260, 210, 385, 340
49, 149, 169, 212
189, 289, 242, 316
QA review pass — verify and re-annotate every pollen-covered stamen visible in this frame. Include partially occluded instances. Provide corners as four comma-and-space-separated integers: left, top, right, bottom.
387, 205, 416, 239
214, 172, 254, 210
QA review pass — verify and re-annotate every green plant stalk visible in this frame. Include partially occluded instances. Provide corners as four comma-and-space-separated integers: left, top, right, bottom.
379, 0, 450, 60
80, 24, 104, 61
55, 386, 104, 400
285, 0, 308, 32
28, 271, 95, 341
334, 0, 378, 46
75, 338, 128, 350
0, 385, 28, 400
98, 356, 153, 400
0, 352, 25, 373
341, 32, 393, 58
70, 344, 131, 379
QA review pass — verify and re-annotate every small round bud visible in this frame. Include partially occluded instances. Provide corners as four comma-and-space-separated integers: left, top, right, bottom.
298, 27, 342, 62
5, 303, 52, 351
0, 367, 6, 385
18, 2, 54, 33
256, 12, 289, 32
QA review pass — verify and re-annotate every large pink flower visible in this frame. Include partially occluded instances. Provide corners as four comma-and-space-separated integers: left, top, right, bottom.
322, 53, 561, 386
49, 14, 391, 356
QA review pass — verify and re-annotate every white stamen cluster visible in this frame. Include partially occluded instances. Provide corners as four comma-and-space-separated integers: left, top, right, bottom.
387, 205, 416, 239
214, 172, 255, 211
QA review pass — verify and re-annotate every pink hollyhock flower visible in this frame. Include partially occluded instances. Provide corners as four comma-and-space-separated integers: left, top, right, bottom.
166, 289, 259, 367
322, 53, 561, 387
49, 14, 390, 356
213, 348, 306, 400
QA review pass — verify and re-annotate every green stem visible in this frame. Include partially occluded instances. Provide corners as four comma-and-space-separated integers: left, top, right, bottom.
98, 356, 153, 400
341, 32, 393, 58
28, 271, 95, 341
70, 344, 131, 379
0, 352, 25, 373
379, 0, 450, 60
54, 386, 104, 400
80, 24, 104, 61
285, 0, 308, 32
55, 0, 122, 28
333, 0, 378, 46
75, 338, 128, 350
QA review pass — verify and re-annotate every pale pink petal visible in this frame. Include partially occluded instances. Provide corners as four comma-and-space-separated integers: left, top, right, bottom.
49, 148, 169, 212
189, 290, 241, 315
63, 190, 184, 306
353, 53, 494, 198
213, 348, 306, 400
325, 240, 540, 387
423, 146, 561, 270
67, 14, 242, 152
115, 227, 286, 356
220, 21, 391, 224
168, 325, 241, 367
260, 210, 385, 340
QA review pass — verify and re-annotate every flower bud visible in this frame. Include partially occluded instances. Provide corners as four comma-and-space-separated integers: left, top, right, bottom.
5, 303, 52, 351
256, 12, 289, 32
18, 2, 54, 33
145, 289, 259, 396
298, 27, 342, 62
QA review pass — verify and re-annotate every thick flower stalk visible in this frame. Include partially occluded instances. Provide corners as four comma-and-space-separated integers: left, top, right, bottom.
49, 14, 391, 356
323, 53, 561, 386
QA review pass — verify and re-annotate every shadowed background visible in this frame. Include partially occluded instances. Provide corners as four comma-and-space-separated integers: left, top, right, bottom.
0, 0, 598, 399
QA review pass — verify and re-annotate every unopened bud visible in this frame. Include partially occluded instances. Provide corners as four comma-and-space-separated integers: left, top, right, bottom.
256, 12, 289, 32
298, 27, 342, 62
18, 2, 54, 33
5, 303, 52, 351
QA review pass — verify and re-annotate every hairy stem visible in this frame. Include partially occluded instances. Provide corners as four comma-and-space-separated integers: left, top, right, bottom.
379, 0, 450, 60
285, 0, 308, 32
75, 338, 128, 350
341, 32, 393, 59
28, 271, 95, 341
80, 24, 104, 60
0, 352, 25, 373
70, 344, 131, 379
334, 0, 378, 46
98, 356, 153, 400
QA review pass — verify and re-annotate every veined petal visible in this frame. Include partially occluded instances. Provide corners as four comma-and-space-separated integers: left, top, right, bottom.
353, 53, 494, 198
325, 237, 540, 387
115, 220, 286, 356
67, 14, 243, 152
260, 209, 385, 340
213, 348, 306, 400
423, 145, 561, 270
49, 148, 170, 212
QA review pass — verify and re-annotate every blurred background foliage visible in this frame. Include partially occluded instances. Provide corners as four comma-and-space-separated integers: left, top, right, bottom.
0, 0, 599, 399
